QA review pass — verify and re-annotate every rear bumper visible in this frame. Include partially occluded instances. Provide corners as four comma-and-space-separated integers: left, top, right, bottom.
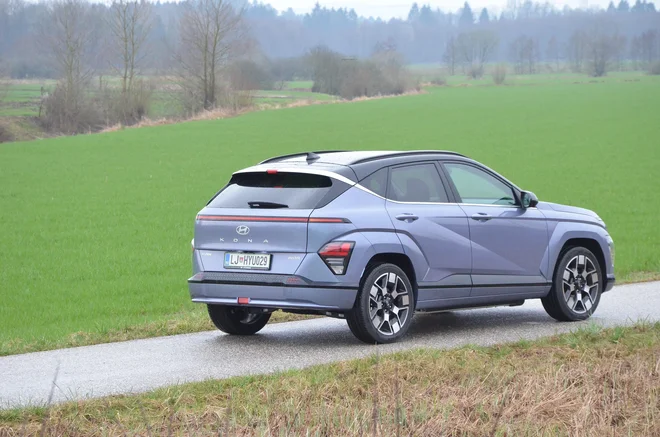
604, 273, 616, 292
188, 272, 358, 311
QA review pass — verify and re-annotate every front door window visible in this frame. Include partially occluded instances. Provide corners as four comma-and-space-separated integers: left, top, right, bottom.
445, 163, 517, 206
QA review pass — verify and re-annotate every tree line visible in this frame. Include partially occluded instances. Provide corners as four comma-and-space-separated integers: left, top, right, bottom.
2, 0, 659, 73
0, 0, 659, 134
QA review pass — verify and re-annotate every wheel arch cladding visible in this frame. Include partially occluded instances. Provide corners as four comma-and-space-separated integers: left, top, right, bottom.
362, 253, 417, 301
560, 238, 607, 277
548, 224, 611, 279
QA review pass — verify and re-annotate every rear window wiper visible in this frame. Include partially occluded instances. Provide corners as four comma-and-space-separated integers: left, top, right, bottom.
248, 201, 289, 209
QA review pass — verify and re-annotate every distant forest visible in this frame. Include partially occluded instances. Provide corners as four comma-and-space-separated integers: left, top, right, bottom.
1, 0, 659, 76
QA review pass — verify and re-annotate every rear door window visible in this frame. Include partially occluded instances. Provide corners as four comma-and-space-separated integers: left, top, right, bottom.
387, 163, 449, 203
360, 168, 388, 197
208, 172, 347, 209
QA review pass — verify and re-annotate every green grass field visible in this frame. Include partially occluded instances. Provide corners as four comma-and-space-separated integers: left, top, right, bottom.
1, 75, 659, 355
0, 80, 331, 119
283, 80, 314, 90
254, 89, 336, 106
0, 83, 46, 117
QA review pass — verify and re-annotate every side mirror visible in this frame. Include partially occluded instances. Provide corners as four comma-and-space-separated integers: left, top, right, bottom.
521, 191, 538, 208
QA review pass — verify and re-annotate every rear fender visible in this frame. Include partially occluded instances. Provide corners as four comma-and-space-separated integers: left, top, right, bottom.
295, 231, 377, 287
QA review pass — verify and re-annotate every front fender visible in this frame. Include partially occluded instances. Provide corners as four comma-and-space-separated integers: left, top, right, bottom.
548, 222, 613, 278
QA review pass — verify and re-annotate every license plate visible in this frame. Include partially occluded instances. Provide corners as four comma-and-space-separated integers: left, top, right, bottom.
224, 252, 271, 270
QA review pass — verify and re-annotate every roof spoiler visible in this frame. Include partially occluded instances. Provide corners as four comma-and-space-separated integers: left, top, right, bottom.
259, 150, 352, 164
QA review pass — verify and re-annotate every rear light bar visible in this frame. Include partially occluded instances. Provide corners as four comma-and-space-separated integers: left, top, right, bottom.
318, 241, 355, 275
196, 215, 351, 224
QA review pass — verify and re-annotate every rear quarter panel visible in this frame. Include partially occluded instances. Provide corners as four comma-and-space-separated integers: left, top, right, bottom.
305, 187, 412, 287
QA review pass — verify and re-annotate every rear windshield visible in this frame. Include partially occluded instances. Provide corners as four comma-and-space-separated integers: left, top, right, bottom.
208, 172, 344, 209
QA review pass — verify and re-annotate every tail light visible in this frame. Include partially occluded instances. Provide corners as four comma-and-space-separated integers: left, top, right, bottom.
318, 241, 355, 275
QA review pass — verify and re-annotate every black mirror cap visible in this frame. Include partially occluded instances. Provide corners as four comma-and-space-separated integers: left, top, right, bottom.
521, 191, 539, 208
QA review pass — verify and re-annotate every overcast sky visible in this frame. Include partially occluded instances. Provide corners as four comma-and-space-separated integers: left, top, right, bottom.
265, 0, 611, 18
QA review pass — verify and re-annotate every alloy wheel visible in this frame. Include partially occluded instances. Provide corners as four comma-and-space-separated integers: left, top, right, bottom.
369, 272, 411, 335
562, 254, 599, 314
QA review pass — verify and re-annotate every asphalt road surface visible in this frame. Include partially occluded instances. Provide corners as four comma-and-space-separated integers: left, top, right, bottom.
1, 281, 658, 409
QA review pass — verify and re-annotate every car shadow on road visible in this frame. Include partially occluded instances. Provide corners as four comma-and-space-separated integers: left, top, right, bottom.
205, 305, 560, 350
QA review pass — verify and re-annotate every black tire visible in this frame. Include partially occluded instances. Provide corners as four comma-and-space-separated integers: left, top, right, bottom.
346, 263, 416, 344
207, 305, 271, 335
542, 246, 603, 322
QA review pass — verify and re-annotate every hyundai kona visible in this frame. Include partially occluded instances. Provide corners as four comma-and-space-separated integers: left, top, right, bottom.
188, 150, 615, 343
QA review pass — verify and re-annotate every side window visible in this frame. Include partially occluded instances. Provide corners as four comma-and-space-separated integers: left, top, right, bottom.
388, 164, 449, 203
444, 163, 517, 206
360, 168, 388, 197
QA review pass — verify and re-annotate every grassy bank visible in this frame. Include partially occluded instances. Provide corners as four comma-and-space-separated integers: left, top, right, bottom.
1, 74, 659, 356
2, 323, 659, 436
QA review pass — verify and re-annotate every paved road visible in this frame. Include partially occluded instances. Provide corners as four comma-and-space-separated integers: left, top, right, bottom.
1, 281, 658, 409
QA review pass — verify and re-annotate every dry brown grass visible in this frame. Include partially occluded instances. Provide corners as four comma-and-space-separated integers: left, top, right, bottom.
2, 323, 659, 436
100, 89, 426, 135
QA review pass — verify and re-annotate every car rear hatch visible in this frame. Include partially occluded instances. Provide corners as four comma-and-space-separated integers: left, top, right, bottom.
194, 169, 352, 274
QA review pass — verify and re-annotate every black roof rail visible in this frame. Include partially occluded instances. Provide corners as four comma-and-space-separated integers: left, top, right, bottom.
259, 150, 352, 164
350, 150, 467, 165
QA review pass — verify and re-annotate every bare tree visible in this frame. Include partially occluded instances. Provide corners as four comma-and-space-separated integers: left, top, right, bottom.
567, 30, 588, 72
639, 30, 659, 65
0, 61, 8, 102
630, 35, 643, 69
42, 0, 94, 89
0, 79, 8, 104
585, 28, 622, 77
39, 0, 97, 133
456, 30, 499, 78
175, 0, 246, 113
105, 0, 153, 124
546, 35, 562, 72
443, 36, 458, 75
611, 33, 628, 71
108, 0, 152, 94
510, 35, 538, 74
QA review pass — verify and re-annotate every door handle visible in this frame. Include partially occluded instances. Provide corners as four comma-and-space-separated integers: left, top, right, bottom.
471, 213, 492, 221
395, 213, 419, 222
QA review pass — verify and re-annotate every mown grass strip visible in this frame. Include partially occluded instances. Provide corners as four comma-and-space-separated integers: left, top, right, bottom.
0, 310, 312, 357
2, 322, 659, 436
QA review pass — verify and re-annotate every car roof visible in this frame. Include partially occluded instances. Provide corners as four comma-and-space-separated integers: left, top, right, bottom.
255, 150, 469, 180
239, 150, 520, 190
260, 150, 466, 166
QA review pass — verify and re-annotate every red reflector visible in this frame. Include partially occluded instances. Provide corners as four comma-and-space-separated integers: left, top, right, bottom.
319, 241, 355, 257
266, 169, 278, 174
238, 297, 250, 304
309, 217, 348, 223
